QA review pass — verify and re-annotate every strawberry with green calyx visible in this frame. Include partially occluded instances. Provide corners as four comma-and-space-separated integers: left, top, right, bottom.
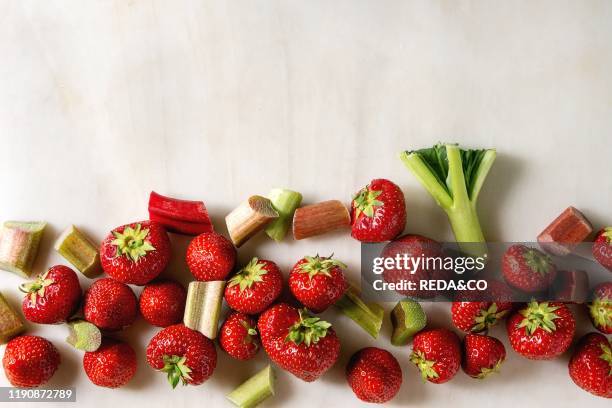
462, 333, 506, 379
502, 245, 557, 293
451, 281, 514, 333
588, 282, 612, 334
258, 303, 340, 382
507, 301, 575, 360
350, 179, 406, 242
410, 328, 461, 384
568, 332, 612, 398
346, 347, 402, 403
100, 221, 170, 285
289, 255, 348, 313
224, 257, 283, 315
146, 324, 217, 388
20, 265, 82, 324
219, 312, 259, 361
2, 335, 60, 388
593, 227, 612, 271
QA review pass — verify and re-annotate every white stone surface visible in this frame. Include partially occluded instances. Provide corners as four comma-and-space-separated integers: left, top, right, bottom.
0, 1, 611, 407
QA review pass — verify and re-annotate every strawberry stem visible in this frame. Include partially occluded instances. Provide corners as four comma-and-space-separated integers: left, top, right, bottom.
518, 301, 560, 335
228, 258, 268, 292
111, 223, 155, 262
285, 309, 332, 346
161, 354, 193, 389
298, 255, 346, 279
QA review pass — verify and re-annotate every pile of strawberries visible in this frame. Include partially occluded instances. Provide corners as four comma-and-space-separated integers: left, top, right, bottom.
1, 179, 611, 404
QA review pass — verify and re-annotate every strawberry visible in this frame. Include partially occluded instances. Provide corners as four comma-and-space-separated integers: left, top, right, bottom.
258, 303, 340, 382
502, 244, 557, 293
568, 332, 612, 398
139, 280, 187, 327
146, 324, 217, 388
224, 257, 282, 314
100, 221, 171, 285
381, 234, 449, 299
2, 335, 60, 388
83, 278, 137, 331
288, 255, 348, 313
506, 301, 575, 360
219, 312, 259, 360
588, 282, 612, 334
186, 232, 236, 281
83, 338, 137, 388
451, 281, 514, 333
346, 347, 402, 403
20, 265, 82, 324
410, 328, 461, 384
462, 333, 506, 379
593, 227, 612, 271
350, 178, 406, 242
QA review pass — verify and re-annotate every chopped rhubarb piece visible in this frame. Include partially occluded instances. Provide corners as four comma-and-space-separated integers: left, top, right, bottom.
66, 320, 102, 352
538, 207, 592, 256
335, 285, 383, 339
54, 225, 102, 278
226, 196, 278, 247
265, 188, 302, 242
553, 270, 589, 304
149, 213, 213, 235
0, 221, 46, 277
227, 365, 275, 408
184, 280, 225, 339
292, 200, 350, 240
149, 191, 212, 223
0, 292, 25, 344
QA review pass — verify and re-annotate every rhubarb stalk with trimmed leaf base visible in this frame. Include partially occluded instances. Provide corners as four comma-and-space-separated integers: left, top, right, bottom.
265, 188, 302, 242
66, 319, 102, 352
184, 281, 226, 339
226, 365, 275, 408
226, 196, 278, 247
335, 285, 384, 339
400, 144, 495, 257
148, 191, 214, 235
54, 225, 101, 278
391, 299, 427, 346
0, 221, 46, 277
0, 292, 25, 344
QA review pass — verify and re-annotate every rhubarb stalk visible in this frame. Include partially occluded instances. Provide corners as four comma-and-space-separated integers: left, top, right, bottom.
226, 196, 278, 247
292, 200, 350, 240
0, 221, 46, 277
265, 188, 302, 242
66, 319, 102, 352
0, 292, 25, 344
334, 285, 383, 339
183, 281, 225, 339
148, 191, 214, 235
390, 299, 427, 346
54, 225, 101, 278
226, 365, 275, 408
400, 144, 495, 257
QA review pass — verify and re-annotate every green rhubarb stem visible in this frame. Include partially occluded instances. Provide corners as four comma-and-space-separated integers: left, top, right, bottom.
446, 144, 469, 204
227, 365, 275, 408
54, 225, 101, 278
399, 152, 453, 209
0, 292, 25, 344
0, 221, 46, 278
334, 285, 383, 339
469, 149, 496, 203
183, 281, 225, 339
66, 320, 102, 352
265, 188, 303, 242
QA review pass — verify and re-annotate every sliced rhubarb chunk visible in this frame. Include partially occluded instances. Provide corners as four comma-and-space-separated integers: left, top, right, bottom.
184, 280, 225, 339
538, 206, 592, 256
148, 191, 214, 235
391, 299, 427, 346
227, 365, 275, 408
66, 319, 102, 352
265, 188, 302, 242
0, 221, 46, 277
226, 196, 278, 247
0, 292, 25, 344
293, 200, 350, 240
335, 285, 383, 339
54, 225, 101, 278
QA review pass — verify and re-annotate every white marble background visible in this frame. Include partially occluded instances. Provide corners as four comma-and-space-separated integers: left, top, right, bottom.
1, 1, 611, 407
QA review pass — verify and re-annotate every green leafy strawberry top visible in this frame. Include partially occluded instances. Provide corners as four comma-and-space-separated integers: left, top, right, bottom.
589, 297, 612, 331
285, 309, 332, 346
228, 257, 268, 292
161, 355, 193, 389
523, 249, 553, 276
298, 255, 347, 279
112, 223, 155, 262
518, 301, 560, 335
410, 350, 439, 382
599, 343, 612, 375
19, 270, 54, 306
353, 186, 384, 218
603, 227, 612, 244
472, 303, 508, 332
477, 358, 503, 379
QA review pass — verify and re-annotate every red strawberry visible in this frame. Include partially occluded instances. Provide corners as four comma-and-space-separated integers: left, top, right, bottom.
219, 312, 259, 360
451, 281, 514, 333
139, 280, 187, 327
20, 265, 82, 324
83, 338, 137, 388
350, 178, 406, 242
568, 332, 612, 398
258, 303, 340, 382
186, 232, 236, 281
593, 227, 612, 271
410, 328, 461, 384
382, 234, 449, 299
146, 324, 217, 388
462, 333, 506, 379
83, 278, 137, 331
288, 255, 348, 313
346, 347, 402, 403
100, 221, 171, 285
502, 244, 557, 293
506, 301, 575, 360
2, 335, 60, 388
224, 257, 282, 315
588, 282, 612, 334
